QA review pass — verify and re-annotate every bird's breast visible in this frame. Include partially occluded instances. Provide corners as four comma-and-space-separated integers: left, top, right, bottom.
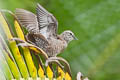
49, 38, 67, 56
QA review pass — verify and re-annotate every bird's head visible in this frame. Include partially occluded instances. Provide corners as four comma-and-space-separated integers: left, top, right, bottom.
60, 30, 78, 43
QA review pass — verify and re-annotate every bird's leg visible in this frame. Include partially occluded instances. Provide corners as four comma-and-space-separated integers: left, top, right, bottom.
10, 37, 48, 59
45, 56, 72, 76
45, 57, 65, 77
45, 58, 64, 78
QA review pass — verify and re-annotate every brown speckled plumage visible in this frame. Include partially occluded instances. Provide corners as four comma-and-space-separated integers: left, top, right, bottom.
15, 3, 77, 57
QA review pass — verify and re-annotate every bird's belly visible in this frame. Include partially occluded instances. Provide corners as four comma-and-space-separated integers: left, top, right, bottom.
34, 37, 67, 57
49, 40, 67, 57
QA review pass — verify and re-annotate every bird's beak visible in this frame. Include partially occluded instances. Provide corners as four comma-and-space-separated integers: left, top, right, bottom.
73, 35, 78, 40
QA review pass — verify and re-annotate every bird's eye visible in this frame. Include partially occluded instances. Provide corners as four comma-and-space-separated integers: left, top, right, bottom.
70, 33, 72, 35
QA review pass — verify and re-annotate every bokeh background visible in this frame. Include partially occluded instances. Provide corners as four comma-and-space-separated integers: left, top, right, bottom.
0, 0, 120, 80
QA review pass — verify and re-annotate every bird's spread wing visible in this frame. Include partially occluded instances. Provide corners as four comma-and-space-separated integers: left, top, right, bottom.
15, 8, 39, 33
36, 3, 58, 38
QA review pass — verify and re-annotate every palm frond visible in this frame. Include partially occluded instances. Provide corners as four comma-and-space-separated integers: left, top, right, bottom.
0, 11, 88, 80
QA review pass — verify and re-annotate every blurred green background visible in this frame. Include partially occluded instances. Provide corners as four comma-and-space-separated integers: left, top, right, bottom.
1, 0, 120, 80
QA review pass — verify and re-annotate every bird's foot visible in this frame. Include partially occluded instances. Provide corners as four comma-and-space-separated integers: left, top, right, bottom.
10, 37, 25, 43
45, 57, 64, 69
10, 37, 35, 47
10, 37, 48, 59
45, 56, 72, 76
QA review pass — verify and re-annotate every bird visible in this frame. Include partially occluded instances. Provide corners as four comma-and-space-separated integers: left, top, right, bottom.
15, 3, 78, 58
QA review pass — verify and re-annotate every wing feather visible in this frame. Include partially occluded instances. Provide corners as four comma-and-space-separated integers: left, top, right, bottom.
36, 3, 58, 38
15, 3, 58, 39
15, 8, 39, 33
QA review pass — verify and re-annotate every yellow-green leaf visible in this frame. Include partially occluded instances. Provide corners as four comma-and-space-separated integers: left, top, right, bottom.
47, 66, 53, 80
57, 66, 65, 80
0, 12, 29, 78
65, 72, 72, 80
14, 19, 37, 78
38, 64, 45, 79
